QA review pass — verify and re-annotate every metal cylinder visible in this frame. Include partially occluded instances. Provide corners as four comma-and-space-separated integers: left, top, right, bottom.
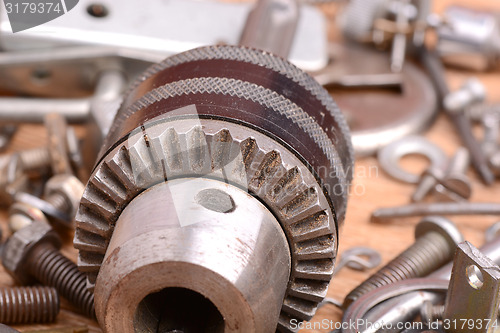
0, 286, 59, 324
95, 178, 291, 332
75, 45, 353, 332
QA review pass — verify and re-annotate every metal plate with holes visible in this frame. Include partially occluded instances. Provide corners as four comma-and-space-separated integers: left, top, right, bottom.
318, 44, 438, 156
0, 0, 327, 72
378, 136, 447, 183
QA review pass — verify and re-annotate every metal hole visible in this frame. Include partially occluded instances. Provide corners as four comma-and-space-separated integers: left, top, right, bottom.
466, 264, 484, 289
86, 4, 109, 18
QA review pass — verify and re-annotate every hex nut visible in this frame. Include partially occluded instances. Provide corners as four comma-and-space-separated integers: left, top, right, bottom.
8, 202, 48, 234
1, 221, 61, 285
44, 174, 84, 217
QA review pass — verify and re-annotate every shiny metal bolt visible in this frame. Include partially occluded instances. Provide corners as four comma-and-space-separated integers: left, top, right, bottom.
1, 221, 95, 318
0, 286, 59, 324
343, 216, 463, 308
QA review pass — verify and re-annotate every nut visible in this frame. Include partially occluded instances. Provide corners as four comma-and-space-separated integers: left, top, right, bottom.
8, 202, 48, 234
1, 221, 61, 285
44, 174, 84, 217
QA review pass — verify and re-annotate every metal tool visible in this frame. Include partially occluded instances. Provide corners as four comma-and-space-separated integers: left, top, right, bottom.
413, 147, 472, 202
443, 241, 500, 333
437, 6, 500, 71
72, 45, 353, 332
378, 136, 447, 184
0, 0, 327, 72
1, 221, 95, 318
317, 44, 438, 157
343, 216, 463, 308
372, 202, 500, 222
419, 46, 494, 185
354, 225, 500, 333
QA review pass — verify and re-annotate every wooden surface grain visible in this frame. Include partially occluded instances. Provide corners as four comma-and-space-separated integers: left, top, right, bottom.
3, 0, 500, 332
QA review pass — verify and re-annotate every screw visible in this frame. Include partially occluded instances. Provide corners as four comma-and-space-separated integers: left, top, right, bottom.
371, 202, 500, 222
343, 216, 463, 308
412, 147, 471, 202
1, 221, 95, 318
420, 301, 444, 324
443, 78, 494, 185
0, 286, 59, 324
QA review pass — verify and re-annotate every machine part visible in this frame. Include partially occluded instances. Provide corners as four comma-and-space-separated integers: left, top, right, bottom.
8, 202, 49, 234
43, 174, 85, 224
0, 286, 59, 324
378, 136, 447, 184
338, 0, 427, 72
14, 192, 71, 227
420, 301, 445, 324
342, 278, 450, 333
0, 0, 327, 79
371, 202, 500, 222
412, 148, 470, 202
44, 113, 72, 176
239, 0, 299, 58
315, 44, 438, 157
343, 216, 463, 308
96, 178, 290, 332
1, 221, 95, 318
444, 78, 486, 115
333, 247, 382, 275
437, 6, 500, 71
74, 45, 353, 332
443, 241, 500, 333
357, 225, 500, 333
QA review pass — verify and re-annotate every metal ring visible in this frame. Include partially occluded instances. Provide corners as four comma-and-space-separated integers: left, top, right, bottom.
342, 278, 449, 333
341, 246, 382, 271
378, 136, 447, 183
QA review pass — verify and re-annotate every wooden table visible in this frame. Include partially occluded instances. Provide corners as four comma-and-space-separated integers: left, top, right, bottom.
4, 0, 500, 332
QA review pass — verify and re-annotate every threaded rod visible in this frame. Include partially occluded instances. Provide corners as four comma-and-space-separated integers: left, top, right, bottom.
27, 243, 95, 318
46, 192, 71, 214
19, 147, 51, 172
343, 232, 455, 308
0, 286, 59, 324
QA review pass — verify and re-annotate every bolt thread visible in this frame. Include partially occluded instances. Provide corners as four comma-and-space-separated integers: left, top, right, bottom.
0, 286, 59, 324
343, 232, 454, 308
421, 302, 444, 323
27, 243, 95, 318
46, 192, 71, 215
19, 147, 51, 171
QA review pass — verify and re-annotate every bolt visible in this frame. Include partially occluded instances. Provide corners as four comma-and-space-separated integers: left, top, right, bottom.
343, 216, 463, 308
8, 202, 48, 234
0, 286, 59, 324
412, 148, 471, 202
1, 221, 95, 318
371, 202, 500, 222
43, 174, 85, 221
420, 301, 444, 324
442, 78, 493, 184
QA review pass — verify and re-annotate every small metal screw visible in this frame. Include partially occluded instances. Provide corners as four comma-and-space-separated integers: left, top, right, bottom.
2, 221, 95, 318
420, 301, 444, 324
0, 286, 59, 324
343, 216, 463, 308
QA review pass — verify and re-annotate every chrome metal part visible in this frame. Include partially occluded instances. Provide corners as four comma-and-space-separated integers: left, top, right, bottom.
343, 216, 462, 308
355, 227, 500, 333
318, 45, 437, 157
333, 247, 382, 275
74, 45, 353, 332
443, 241, 500, 333
437, 6, 500, 71
8, 202, 48, 234
372, 202, 500, 222
240, 0, 299, 58
378, 136, 447, 183
0, 0, 327, 73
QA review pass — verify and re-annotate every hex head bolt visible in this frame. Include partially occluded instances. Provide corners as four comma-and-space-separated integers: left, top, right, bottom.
342, 216, 463, 308
1, 221, 95, 318
0, 286, 59, 324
